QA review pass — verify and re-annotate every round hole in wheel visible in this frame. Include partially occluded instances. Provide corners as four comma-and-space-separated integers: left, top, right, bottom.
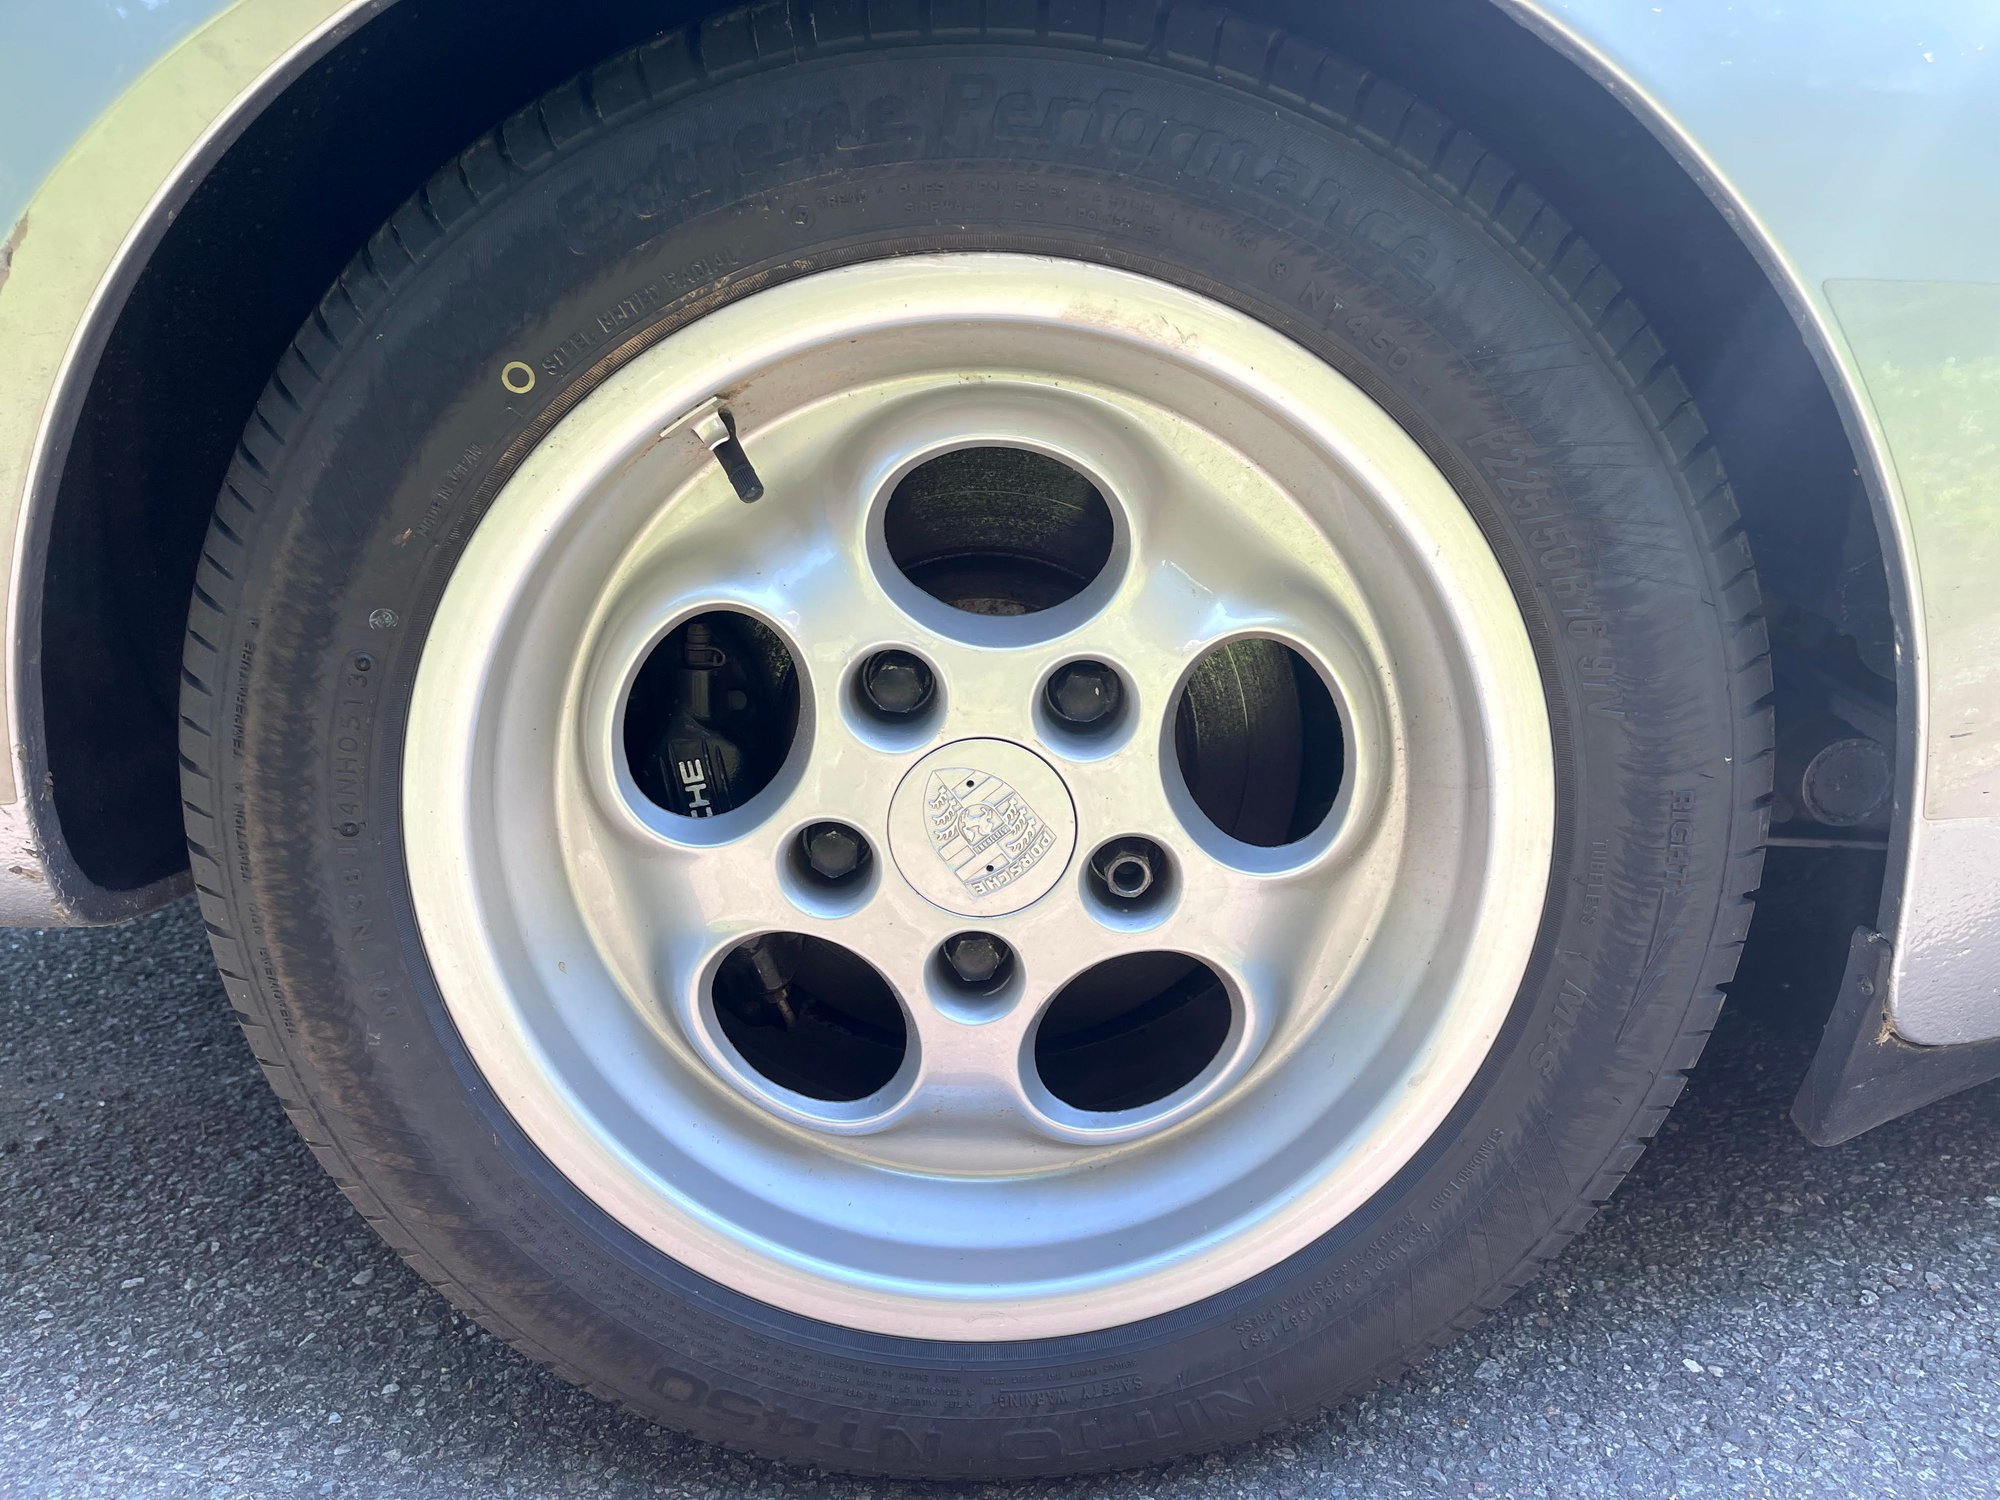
883, 446, 1114, 615
1174, 638, 1343, 847
621, 609, 799, 818
1035, 953, 1233, 1113
711, 934, 906, 1103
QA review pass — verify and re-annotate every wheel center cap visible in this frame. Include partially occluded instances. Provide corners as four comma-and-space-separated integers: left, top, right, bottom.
887, 739, 1077, 917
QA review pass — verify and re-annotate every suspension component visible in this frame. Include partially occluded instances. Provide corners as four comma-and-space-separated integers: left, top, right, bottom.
731, 932, 803, 1029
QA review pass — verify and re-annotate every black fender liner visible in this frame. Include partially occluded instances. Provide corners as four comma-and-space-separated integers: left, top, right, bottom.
1793, 930, 2000, 1145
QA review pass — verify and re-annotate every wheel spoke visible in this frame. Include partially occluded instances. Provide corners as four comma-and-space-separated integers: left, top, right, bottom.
565, 800, 794, 1000
1143, 854, 1352, 1051
1095, 532, 1379, 714
879, 992, 1055, 1155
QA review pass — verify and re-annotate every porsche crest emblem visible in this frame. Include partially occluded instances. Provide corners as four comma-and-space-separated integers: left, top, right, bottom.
922, 767, 1059, 899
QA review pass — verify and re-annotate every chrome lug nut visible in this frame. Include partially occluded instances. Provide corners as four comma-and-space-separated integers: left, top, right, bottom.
1091, 837, 1162, 901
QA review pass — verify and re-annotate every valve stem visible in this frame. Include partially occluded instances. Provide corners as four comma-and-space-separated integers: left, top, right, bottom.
682, 398, 764, 503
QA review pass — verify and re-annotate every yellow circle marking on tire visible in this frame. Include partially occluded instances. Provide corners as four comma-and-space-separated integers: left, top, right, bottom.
500, 360, 536, 395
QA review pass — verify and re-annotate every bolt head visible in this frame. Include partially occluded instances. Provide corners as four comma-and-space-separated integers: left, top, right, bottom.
803, 823, 865, 881
862, 651, 934, 716
1091, 838, 1161, 900
942, 933, 1009, 987
1048, 662, 1122, 725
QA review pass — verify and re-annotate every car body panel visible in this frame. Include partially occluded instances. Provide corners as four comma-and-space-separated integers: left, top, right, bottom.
1507, 1, 2000, 1046
0, 1, 1995, 1055
0, 0, 376, 920
1825, 279, 2000, 1045
1823, 278, 2000, 826
0, 0, 227, 239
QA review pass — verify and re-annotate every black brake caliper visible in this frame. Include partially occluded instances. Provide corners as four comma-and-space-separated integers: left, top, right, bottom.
627, 614, 802, 1025
631, 617, 793, 821
655, 622, 745, 819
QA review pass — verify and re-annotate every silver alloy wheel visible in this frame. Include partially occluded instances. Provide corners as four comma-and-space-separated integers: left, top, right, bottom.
403, 255, 1555, 1340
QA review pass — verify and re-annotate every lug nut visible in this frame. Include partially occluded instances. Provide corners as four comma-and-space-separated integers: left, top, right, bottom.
941, 932, 1012, 988
861, 650, 934, 716
1046, 661, 1123, 726
801, 822, 868, 882
1091, 837, 1163, 901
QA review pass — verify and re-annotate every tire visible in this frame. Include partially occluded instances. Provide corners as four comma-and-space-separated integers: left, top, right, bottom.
179, 6, 1771, 1480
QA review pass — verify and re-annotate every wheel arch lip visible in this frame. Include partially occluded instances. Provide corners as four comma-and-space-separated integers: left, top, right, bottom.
0, 0, 382, 922
1492, 1, 2000, 1066
0, 1, 1977, 1072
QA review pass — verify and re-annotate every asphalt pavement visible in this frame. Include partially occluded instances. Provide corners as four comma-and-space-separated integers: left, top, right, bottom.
2, 898, 1997, 1499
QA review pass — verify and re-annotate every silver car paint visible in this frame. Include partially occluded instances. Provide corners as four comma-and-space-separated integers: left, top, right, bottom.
0, 0, 225, 239
0, 0, 372, 921
1510, 1, 2000, 1046
0, 0, 1994, 1046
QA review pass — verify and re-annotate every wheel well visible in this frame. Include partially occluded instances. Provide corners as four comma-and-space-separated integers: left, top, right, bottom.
37, 0, 1893, 935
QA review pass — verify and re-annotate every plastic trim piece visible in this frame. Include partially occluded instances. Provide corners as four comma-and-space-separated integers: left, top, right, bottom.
1793, 929, 2000, 1145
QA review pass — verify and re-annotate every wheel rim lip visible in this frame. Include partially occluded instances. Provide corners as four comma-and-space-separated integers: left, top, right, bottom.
403, 254, 1555, 1339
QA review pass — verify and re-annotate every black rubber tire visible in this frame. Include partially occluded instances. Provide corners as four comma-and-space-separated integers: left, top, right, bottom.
179, 6, 1772, 1480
